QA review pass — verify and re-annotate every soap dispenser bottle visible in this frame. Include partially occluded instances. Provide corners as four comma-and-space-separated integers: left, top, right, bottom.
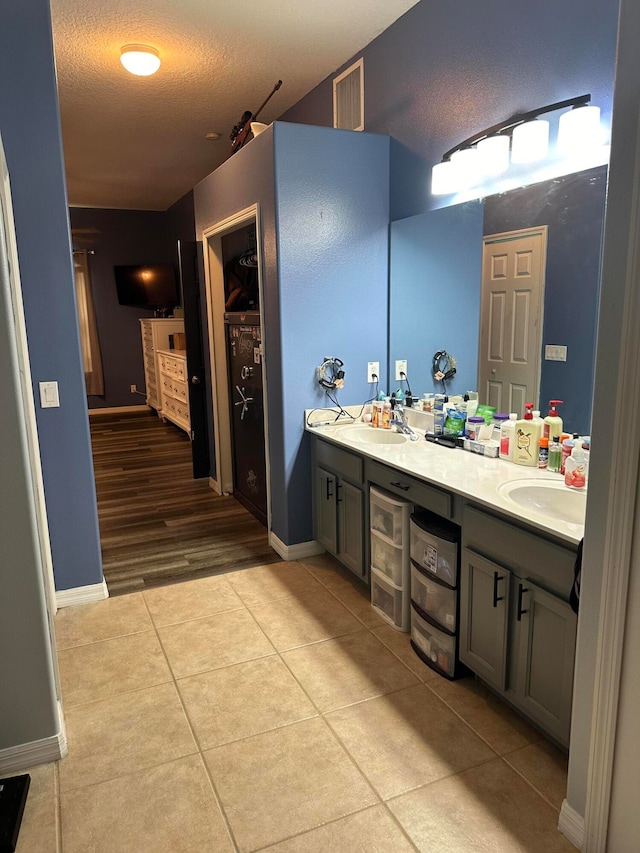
565, 440, 587, 489
513, 403, 541, 466
543, 400, 564, 441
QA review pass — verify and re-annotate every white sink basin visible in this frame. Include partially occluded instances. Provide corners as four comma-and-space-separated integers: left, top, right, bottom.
498, 478, 587, 525
336, 425, 408, 445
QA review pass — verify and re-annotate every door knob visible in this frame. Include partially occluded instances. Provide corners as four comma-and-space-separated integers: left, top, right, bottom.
491, 369, 496, 375
191, 375, 200, 385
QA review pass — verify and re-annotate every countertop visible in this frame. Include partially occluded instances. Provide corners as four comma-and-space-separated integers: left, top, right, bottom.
305, 410, 585, 547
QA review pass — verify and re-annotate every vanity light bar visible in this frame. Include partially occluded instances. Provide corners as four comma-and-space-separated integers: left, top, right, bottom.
432, 93, 598, 195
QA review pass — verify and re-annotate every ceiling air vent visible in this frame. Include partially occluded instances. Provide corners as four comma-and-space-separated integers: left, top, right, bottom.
333, 58, 364, 131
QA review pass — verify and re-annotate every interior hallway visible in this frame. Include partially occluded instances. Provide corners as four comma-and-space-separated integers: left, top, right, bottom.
89, 410, 279, 595
14, 553, 573, 851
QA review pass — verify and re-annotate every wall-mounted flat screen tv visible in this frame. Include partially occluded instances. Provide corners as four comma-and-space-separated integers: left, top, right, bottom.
114, 264, 180, 308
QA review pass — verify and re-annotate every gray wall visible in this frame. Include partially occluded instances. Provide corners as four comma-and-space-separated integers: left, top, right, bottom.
0, 0, 102, 592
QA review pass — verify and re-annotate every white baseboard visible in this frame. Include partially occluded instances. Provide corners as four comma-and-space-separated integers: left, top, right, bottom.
0, 705, 67, 775
88, 405, 149, 416
559, 799, 584, 849
269, 532, 324, 561
56, 578, 109, 608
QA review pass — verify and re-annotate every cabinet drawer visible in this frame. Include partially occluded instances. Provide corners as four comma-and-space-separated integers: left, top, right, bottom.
371, 568, 409, 631
411, 602, 457, 677
366, 460, 452, 519
315, 439, 363, 484
370, 529, 408, 586
370, 486, 410, 546
463, 504, 576, 598
411, 563, 457, 633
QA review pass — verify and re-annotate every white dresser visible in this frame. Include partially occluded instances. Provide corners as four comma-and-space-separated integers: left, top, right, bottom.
156, 349, 190, 434
139, 318, 185, 414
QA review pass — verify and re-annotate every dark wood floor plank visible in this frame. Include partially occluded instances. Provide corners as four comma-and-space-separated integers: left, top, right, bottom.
89, 410, 280, 595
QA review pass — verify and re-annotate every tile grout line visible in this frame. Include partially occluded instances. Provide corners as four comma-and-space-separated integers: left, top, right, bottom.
140, 592, 242, 853
500, 753, 564, 814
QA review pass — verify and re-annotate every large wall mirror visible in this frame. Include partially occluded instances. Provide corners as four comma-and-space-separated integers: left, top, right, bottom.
389, 165, 607, 435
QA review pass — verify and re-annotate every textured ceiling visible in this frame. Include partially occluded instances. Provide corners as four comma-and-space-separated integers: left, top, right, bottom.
50, 0, 420, 211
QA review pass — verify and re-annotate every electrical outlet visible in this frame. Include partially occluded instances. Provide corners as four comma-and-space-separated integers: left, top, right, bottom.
367, 361, 380, 383
130, 384, 137, 393
395, 359, 407, 381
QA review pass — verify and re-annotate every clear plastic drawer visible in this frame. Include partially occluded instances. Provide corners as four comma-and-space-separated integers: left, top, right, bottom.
410, 516, 458, 588
371, 568, 409, 632
370, 529, 408, 587
410, 602, 456, 677
370, 486, 410, 546
411, 562, 457, 632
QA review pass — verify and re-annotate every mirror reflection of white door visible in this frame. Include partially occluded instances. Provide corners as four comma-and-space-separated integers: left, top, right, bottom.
478, 227, 547, 416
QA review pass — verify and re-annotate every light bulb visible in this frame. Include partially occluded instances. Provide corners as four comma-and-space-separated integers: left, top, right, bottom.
511, 119, 549, 163
120, 45, 161, 77
477, 135, 510, 175
557, 105, 602, 155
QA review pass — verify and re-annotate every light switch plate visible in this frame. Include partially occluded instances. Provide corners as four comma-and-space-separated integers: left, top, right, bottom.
39, 381, 60, 408
367, 361, 380, 383
545, 345, 568, 362
395, 359, 407, 381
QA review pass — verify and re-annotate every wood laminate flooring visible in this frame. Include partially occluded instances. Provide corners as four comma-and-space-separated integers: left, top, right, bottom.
90, 410, 280, 596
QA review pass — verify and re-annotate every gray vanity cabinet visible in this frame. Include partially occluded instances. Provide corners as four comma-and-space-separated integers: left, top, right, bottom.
312, 438, 367, 579
460, 548, 511, 692
461, 504, 578, 746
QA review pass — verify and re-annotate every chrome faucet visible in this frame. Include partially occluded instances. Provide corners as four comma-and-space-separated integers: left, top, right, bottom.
390, 409, 419, 440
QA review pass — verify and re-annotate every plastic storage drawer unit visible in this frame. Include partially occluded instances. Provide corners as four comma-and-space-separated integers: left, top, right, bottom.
410, 602, 456, 677
370, 486, 411, 545
370, 529, 407, 586
410, 512, 459, 588
410, 562, 457, 632
371, 568, 409, 632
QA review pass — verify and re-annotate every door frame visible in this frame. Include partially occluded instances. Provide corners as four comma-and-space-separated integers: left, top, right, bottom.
201, 204, 272, 530
479, 226, 547, 413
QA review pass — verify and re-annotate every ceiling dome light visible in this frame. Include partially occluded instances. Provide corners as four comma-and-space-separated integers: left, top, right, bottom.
477, 135, 510, 176
511, 119, 549, 163
557, 105, 602, 155
120, 44, 161, 77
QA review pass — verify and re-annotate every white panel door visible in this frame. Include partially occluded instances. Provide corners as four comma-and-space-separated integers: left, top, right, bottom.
478, 228, 547, 415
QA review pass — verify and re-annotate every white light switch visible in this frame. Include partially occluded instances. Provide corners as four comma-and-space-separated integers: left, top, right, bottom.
545, 345, 568, 362
39, 381, 60, 408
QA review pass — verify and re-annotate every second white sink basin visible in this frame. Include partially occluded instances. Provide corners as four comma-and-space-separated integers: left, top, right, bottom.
336, 425, 408, 445
498, 478, 587, 525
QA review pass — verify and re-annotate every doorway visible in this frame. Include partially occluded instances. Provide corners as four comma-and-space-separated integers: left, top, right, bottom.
202, 205, 271, 530
478, 227, 547, 415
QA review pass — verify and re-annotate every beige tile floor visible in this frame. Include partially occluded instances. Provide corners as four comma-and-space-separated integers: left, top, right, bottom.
16, 554, 574, 852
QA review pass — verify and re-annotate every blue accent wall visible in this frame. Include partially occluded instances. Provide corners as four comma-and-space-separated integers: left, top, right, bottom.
281, 0, 617, 221
483, 166, 607, 434
70, 208, 177, 409
0, 0, 102, 590
194, 123, 389, 545
390, 202, 483, 398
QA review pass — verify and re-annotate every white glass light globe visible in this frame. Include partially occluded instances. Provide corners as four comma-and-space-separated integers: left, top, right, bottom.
431, 160, 456, 195
477, 135, 510, 175
120, 45, 161, 77
557, 105, 602, 155
511, 119, 549, 163
450, 147, 479, 189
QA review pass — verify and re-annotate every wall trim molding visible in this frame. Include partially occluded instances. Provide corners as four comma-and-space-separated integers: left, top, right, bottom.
0, 713, 67, 775
269, 532, 324, 561
88, 405, 149, 416
559, 799, 585, 849
56, 578, 109, 608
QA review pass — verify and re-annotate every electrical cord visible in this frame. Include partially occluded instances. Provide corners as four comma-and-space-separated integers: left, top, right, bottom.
306, 375, 380, 426
399, 370, 413, 401
432, 350, 456, 395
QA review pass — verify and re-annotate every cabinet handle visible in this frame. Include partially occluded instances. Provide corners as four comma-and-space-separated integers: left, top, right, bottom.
492, 571, 505, 607
517, 583, 529, 621
336, 482, 342, 504
390, 481, 410, 491
326, 480, 333, 500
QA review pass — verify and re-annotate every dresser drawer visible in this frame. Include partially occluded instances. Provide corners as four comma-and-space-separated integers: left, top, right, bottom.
314, 439, 363, 484
366, 460, 452, 519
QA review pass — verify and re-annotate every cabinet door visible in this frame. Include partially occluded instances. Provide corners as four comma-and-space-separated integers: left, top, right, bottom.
514, 579, 577, 746
315, 467, 338, 555
460, 548, 511, 691
337, 480, 365, 577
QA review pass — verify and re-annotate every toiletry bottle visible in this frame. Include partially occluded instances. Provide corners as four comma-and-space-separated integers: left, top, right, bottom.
499, 413, 518, 461
513, 403, 541, 466
565, 440, 587, 489
561, 435, 577, 475
493, 413, 509, 443
543, 400, 564, 440
382, 397, 392, 429
538, 436, 549, 469
548, 436, 562, 472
